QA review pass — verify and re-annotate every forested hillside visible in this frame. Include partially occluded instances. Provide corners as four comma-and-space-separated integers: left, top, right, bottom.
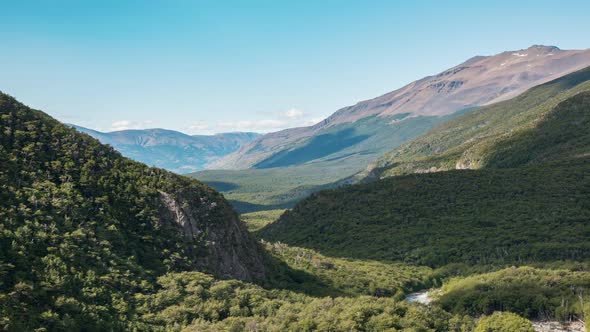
3, 69, 589, 331
4, 2, 590, 330
260, 161, 590, 266
437, 267, 590, 321
253, 72, 590, 326
0, 92, 494, 331
0, 92, 266, 330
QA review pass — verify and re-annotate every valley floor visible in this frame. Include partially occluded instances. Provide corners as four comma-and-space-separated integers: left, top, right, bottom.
240, 209, 590, 331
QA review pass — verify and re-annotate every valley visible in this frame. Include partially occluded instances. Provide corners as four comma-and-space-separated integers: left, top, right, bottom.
3, 0, 590, 330
247, 66, 590, 329
2, 45, 590, 331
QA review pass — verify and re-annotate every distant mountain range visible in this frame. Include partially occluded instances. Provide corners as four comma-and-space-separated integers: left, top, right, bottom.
70, 125, 261, 173
74, 45, 590, 182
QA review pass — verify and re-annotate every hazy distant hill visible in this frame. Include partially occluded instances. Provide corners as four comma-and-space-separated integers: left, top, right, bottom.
71, 125, 260, 173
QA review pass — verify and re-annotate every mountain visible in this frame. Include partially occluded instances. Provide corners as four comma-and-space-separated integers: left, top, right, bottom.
258, 66, 590, 267
195, 45, 590, 212
213, 45, 590, 171
70, 125, 260, 173
0, 92, 266, 329
361, 64, 590, 180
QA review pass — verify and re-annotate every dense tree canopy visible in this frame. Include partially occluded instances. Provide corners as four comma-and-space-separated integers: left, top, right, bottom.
473, 312, 533, 332
260, 162, 590, 267
0, 93, 262, 330
438, 267, 590, 320
135, 271, 474, 332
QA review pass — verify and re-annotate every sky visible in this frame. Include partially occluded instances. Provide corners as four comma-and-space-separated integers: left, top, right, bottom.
1, 0, 589, 135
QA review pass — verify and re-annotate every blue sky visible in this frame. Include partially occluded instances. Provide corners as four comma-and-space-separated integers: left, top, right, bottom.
1, 0, 589, 134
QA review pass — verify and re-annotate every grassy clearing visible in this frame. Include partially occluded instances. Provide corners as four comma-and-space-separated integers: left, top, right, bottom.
241, 209, 285, 232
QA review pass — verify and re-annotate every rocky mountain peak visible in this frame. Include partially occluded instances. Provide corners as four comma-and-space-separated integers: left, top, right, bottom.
527, 44, 561, 52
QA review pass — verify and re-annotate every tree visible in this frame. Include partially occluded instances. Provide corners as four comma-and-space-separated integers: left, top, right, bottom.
474, 312, 534, 332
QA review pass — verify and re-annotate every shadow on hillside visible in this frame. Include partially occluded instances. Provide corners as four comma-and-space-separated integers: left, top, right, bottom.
255, 128, 370, 169
228, 200, 296, 214
257, 245, 351, 298
483, 91, 590, 168
203, 180, 240, 191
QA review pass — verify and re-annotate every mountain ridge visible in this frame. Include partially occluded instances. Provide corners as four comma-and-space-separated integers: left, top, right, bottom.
360, 65, 590, 180
194, 46, 590, 212
70, 125, 260, 173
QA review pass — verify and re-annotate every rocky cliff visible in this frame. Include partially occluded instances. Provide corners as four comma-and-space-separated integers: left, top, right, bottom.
159, 190, 266, 281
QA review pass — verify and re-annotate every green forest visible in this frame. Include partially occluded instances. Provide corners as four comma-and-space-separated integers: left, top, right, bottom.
0, 92, 267, 330
257, 68, 590, 329
260, 161, 590, 266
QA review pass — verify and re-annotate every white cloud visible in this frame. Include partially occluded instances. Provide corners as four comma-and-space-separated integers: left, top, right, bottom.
212, 107, 310, 133
188, 122, 209, 132
217, 119, 287, 132
110, 120, 132, 131
108, 120, 154, 131
184, 108, 330, 134
105, 108, 330, 135
282, 108, 305, 119
185, 108, 308, 134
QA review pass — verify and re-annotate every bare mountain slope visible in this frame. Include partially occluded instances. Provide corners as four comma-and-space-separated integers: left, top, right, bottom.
213, 45, 590, 170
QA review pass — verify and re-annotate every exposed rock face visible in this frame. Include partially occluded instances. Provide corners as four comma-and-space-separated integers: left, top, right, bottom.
158, 190, 266, 282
